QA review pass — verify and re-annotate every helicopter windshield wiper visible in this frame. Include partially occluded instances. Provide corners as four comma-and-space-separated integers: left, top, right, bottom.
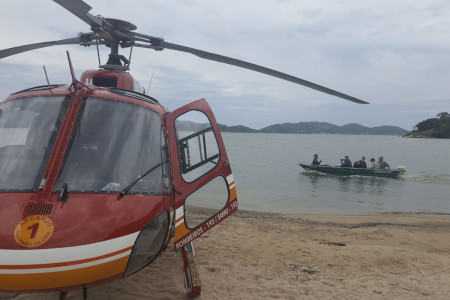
119, 159, 169, 197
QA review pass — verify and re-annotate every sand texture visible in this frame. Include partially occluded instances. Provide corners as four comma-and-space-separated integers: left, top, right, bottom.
11, 211, 450, 299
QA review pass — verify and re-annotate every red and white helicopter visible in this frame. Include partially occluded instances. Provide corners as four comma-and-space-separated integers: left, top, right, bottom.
0, 0, 367, 298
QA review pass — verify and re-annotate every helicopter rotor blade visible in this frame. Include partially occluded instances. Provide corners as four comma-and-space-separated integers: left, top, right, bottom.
0, 36, 88, 59
53, 0, 104, 28
0, 0, 368, 104
157, 41, 368, 104
53, 0, 134, 45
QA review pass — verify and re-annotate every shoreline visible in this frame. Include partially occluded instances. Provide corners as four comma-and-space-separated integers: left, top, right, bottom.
14, 211, 450, 299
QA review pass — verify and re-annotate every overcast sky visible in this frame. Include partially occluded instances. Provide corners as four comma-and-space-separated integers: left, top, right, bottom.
1, 0, 449, 130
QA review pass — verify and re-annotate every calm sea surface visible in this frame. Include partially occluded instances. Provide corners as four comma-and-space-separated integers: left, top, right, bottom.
222, 133, 450, 214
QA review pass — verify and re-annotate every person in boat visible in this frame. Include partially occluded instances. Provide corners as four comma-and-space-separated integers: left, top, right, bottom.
369, 157, 380, 170
339, 156, 352, 167
312, 154, 322, 165
353, 156, 367, 168
378, 156, 390, 169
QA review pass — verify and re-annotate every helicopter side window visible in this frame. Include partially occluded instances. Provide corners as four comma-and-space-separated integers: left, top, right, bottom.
184, 176, 229, 229
55, 97, 170, 194
0, 96, 69, 191
174, 110, 220, 183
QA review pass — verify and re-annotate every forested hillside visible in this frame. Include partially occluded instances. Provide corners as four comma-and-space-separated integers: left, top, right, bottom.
406, 112, 450, 138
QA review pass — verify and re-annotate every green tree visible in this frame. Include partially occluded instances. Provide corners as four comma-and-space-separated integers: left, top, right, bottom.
437, 112, 449, 120
409, 112, 450, 138
433, 120, 450, 138
414, 118, 440, 131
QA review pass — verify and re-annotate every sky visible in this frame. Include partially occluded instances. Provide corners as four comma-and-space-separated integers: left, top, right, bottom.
1, 0, 449, 131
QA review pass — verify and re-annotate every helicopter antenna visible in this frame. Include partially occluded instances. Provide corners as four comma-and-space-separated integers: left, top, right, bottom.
65, 51, 93, 92
66, 51, 78, 90
146, 70, 155, 95
42, 65, 51, 89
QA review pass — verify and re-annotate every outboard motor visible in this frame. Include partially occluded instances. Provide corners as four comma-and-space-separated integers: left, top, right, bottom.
396, 166, 406, 176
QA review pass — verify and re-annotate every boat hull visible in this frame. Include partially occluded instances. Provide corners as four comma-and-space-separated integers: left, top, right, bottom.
299, 163, 402, 179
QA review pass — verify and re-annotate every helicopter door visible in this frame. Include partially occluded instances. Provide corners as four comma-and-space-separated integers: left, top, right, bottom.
166, 98, 238, 250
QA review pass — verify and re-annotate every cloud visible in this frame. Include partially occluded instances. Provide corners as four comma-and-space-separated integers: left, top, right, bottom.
1, 0, 450, 131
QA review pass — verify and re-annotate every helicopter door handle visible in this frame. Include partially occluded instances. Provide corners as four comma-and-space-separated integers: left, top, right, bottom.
57, 183, 69, 202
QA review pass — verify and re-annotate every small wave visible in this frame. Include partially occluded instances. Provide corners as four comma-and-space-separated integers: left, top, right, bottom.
403, 174, 450, 184
301, 170, 450, 184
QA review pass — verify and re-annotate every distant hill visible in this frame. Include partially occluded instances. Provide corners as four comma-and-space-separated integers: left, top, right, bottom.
177, 120, 407, 135
218, 124, 258, 133
220, 122, 407, 135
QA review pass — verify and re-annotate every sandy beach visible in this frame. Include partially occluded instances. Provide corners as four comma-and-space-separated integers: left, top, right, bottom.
12, 210, 450, 300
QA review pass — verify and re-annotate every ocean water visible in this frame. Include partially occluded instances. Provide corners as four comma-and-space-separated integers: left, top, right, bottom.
222, 133, 450, 214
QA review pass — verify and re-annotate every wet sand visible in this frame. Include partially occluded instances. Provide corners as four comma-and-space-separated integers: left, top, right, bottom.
13, 211, 450, 299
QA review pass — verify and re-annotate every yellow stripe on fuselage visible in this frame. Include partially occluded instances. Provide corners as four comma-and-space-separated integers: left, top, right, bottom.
0, 232, 140, 291
0, 255, 129, 291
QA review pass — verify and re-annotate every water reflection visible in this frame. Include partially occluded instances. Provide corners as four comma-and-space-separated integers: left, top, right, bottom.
221, 133, 450, 214
302, 171, 395, 195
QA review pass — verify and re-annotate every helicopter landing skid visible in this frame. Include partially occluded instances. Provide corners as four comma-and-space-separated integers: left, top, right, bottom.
182, 242, 201, 298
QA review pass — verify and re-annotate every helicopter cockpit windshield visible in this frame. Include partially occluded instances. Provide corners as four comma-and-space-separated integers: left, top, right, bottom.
0, 96, 69, 191
55, 97, 171, 194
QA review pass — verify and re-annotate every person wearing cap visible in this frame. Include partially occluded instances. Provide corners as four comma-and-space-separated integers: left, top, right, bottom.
369, 157, 380, 170
339, 155, 352, 167
378, 156, 390, 169
312, 154, 322, 165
